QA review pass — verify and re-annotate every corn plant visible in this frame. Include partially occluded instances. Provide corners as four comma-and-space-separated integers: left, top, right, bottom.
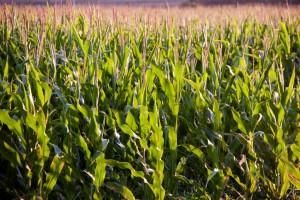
0, 5, 299, 200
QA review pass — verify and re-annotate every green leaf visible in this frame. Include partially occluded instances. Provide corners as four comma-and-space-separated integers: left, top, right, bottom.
36, 111, 50, 159
164, 126, 177, 152
126, 111, 138, 132
83, 40, 90, 67
290, 144, 300, 158
119, 124, 140, 139
34, 80, 45, 106
43, 154, 65, 197
283, 66, 295, 106
105, 182, 135, 200
164, 126, 177, 182
226, 168, 246, 191
94, 153, 106, 190
175, 157, 187, 175
25, 112, 37, 132
222, 72, 237, 102
231, 109, 247, 134
165, 80, 179, 115
72, 25, 84, 56
3, 57, 9, 82
213, 99, 222, 131
253, 101, 264, 116
279, 22, 290, 54
0, 140, 22, 166
205, 168, 219, 188
0, 110, 25, 146
77, 135, 91, 160
277, 103, 285, 126
151, 64, 165, 88
53, 85, 67, 105
278, 160, 290, 198
184, 78, 199, 90
105, 159, 145, 180
182, 144, 205, 160
280, 158, 300, 190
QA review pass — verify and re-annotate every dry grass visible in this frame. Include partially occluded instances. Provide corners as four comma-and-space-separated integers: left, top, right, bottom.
1, 4, 300, 25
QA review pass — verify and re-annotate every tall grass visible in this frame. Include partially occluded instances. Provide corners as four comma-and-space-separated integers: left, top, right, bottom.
0, 4, 299, 199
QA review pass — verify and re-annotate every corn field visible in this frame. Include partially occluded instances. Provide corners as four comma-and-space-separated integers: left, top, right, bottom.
0, 5, 299, 199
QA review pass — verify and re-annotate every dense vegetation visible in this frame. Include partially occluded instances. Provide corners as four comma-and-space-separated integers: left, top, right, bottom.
0, 5, 299, 199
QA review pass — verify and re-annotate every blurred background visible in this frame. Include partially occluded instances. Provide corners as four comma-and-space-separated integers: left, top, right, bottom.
0, 0, 299, 6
